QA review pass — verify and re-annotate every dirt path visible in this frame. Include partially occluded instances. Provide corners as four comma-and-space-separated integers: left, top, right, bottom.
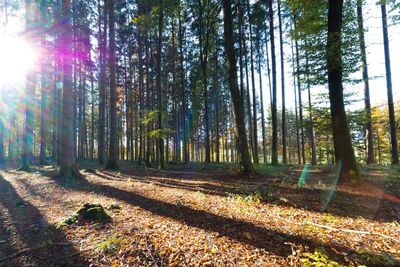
0, 163, 398, 266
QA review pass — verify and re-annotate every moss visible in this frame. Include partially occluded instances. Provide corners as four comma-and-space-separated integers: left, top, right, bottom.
76, 203, 111, 222
57, 203, 111, 228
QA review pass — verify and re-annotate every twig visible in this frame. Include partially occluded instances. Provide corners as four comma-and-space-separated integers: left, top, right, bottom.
305, 221, 400, 243
0, 243, 72, 262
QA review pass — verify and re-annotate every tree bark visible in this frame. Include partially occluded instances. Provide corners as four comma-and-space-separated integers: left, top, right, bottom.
357, 0, 375, 164
278, 0, 286, 164
269, 0, 278, 166
157, 0, 165, 169
221, 0, 253, 173
20, 0, 36, 172
105, 0, 119, 170
327, 0, 359, 182
98, 0, 107, 164
59, 0, 80, 179
380, 1, 399, 165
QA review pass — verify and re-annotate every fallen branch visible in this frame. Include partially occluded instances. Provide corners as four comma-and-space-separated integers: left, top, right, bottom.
0, 242, 72, 262
306, 221, 400, 243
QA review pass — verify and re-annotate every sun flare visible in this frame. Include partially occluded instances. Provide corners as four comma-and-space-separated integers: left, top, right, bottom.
0, 34, 38, 87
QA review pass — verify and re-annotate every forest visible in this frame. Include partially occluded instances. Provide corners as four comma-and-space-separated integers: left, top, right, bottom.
0, 0, 399, 266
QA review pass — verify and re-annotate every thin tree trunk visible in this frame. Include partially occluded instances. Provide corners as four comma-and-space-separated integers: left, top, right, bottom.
246, 0, 258, 164
257, 39, 267, 163
380, 1, 399, 165
291, 36, 301, 165
269, 0, 278, 165
294, 33, 305, 165
305, 40, 317, 165
157, 0, 165, 169
20, 0, 36, 172
278, 0, 286, 164
105, 0, 119, 170
98, 0, 107, 164
357, 0, 374, 164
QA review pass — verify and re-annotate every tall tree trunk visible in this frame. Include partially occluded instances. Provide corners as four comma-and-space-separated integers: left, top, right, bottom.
20, 0, 36, 172
305, 40, 317, 165
178, 9, 188, 162
294, 34, 305, 165
291, 36, 301, 164
380, 1, 399, 165
269, 0, 278, 165
105, 0, 119, 170
257, 41, 267, 164
89, 49, 95, 159
59, 0, 80, 178
278, 0, 286, 164
357, 0, 374, 164
221, 0, 252, 173
157, 0, 165, 169
40, 17, 48, 165
98, 0, 107, 164
327, 0, 359, 182
246, 0, 258, 164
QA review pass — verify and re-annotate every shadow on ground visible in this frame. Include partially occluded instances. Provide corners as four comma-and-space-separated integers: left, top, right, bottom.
0, 174, 86, 267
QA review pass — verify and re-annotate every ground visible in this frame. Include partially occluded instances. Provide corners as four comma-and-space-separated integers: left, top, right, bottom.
0, 161, 399, 266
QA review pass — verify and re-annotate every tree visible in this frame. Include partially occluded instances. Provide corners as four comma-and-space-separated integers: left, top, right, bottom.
327, 0, 359, 182
105, 0, 119, 170
98, 0, 107, 165
19, 0, 36, 172
221, 0, 252, 173
380, 0, 399, 165
269, 0, 278, 166
59, 0, 80, 179
278, 0, 286, 164
357, 0, 374, 164
157, 0, 165, 169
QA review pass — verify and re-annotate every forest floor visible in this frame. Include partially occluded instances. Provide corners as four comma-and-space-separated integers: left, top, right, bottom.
0, 161, 399, 267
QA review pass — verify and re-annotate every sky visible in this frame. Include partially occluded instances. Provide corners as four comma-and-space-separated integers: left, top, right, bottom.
0, 0, 399, 113
272, 0, 400, 112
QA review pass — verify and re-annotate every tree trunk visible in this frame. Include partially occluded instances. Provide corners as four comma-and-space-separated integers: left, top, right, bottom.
246, 0, 258, 164
305, 40, 317, 165
327, 0, 359, 182
256, 36, 267, 164
357, 0, 374, 164
269, 0, 278, 166
278, 0, 286, 164
105, 0, 119, 170
380, 1, 399, 165
157, 0, 165, 169
98, 0, 107, 164
290, 36, 301, 165
294, 34, 305, 165
20, 0, 36, 172
221, 0, 252, 173
59, 0, 80, 179
178, 9, 188, 162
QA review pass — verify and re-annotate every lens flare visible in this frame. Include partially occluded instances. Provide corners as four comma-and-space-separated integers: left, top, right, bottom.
0, 34, 37, 87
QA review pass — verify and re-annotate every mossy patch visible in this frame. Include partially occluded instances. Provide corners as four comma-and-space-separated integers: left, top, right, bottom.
57, 203, 111, 228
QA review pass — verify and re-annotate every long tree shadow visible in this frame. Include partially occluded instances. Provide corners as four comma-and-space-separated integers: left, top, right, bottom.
46, 172, 397, 265
91, 169, 400, 223
0, 174, 86, 267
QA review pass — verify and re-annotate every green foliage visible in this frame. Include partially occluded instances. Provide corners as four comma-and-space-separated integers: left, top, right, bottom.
358, 250, 398, 266
96, 236, 123, 254
300, 249, 343, 267
226, 184, 273, 204
148, 128, 173, 139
